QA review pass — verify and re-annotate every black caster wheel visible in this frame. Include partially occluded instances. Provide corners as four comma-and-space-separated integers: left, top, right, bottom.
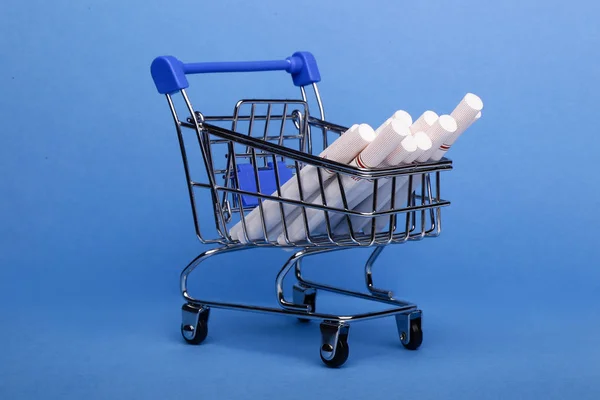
181, 303, 210, 345
319, 322, 350, 368
320, 339, 349, 368
402, 318, 423, 351
181, 319, 208, 345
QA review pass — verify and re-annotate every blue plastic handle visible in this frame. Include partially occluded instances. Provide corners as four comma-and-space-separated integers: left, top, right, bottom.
151, 51, 321, 94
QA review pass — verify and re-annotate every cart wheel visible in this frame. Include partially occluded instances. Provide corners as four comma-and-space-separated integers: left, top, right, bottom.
181, 320, 208, 345
402, 319, 423, 351
181, 303, 210, 345
320, 339, 349, 368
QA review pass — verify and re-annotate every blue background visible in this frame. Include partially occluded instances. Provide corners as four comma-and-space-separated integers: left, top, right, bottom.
2, 0, 599, 398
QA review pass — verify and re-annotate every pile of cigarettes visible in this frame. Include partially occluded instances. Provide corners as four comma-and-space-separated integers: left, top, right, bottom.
230, 93, 483, 243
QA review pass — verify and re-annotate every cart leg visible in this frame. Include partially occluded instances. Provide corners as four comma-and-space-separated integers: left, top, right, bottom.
364, 246, 394, 299
319, 321, 350, 368
395, 310, 423, 350
180, 245, 246, 345
294, 248, 416, 308
181, 245, 247, 302
293, 284, 316, 322
276, 247, 335, 311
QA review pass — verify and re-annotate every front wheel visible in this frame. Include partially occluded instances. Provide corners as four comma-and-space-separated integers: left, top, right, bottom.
320, 339, 349, 368
402, 319, 423, 350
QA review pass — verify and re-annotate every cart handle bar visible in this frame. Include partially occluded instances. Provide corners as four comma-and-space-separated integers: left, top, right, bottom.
151, 51, 321, 94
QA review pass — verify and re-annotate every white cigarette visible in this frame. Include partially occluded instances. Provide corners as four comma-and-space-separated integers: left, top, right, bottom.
339, 177, 404, 236
320, 123, 377, 164
375, 110, 412, 135
402, 131, 433, 164
382, 135, 418, 166
347, 97, 483, 237
397, 110, 438, 164
415, 115, 457, 163
342, 131, 432, 234
315, 112, 412, 236
365, 117, 455, 234
392, 110, 413, 126
356, 119, 410, 167
352, 129, 434, 234
334, 177, 394, 234
329, 112, 421, 234
332, 135, 418, 235
231, 123, 376, 242
409, 110, 438, 134
380, 110, 427, 167
278, 119, 410, 244
363, 179, 412, 234
432, 93, 483, 161
365, 104, 483, 233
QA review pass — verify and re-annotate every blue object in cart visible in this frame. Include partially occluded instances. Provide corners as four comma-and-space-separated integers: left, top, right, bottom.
234, 162, 293, 207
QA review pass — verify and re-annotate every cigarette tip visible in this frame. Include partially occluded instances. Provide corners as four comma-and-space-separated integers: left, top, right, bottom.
423, 110, 439, 125
392, 110, 413, 126
439, 114, 458, 133
464, 93, 483, 111
357, 123, 377, 140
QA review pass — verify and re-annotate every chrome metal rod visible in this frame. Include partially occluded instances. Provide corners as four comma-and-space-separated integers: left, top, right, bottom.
203, 114, 301, 122
364, 246, 393, 298
181, 245, 416, 322
312, 83, 325, 121
296, 272, 413, 308
184, 296, 416, 322
306, 116, 349, 134
294, 250, 413, 308
212, 185, 452, 216
276, 247, 337, 311
180, 122, 453, 180
180, 245, 246, 299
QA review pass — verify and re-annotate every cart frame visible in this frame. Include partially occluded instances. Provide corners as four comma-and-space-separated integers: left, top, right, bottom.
151, 51, 453, 367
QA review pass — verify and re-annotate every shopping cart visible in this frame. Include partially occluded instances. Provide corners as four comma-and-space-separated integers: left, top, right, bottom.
150, 51, 453, 367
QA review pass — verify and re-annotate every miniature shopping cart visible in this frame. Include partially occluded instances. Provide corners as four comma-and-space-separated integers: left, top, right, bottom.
151, 51, 453, 367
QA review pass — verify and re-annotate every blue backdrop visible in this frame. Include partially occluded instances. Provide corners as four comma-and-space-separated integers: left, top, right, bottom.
2, 0, 599, 398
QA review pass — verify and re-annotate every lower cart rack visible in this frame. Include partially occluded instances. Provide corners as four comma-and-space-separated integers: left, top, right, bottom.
180, 245, 424, 367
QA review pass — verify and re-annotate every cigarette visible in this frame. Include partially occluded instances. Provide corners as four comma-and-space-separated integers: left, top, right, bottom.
382, 135, 418, 166
355, 129, 435, 234
375, 110, 412, 135
392, 110, 413, 126
231, 123, 376, 243
368, 105, 480, 234
415, 115, 457, 163
342, 130, 433, 234
364, 117, 455, 234
396, 110, 438, 165
431, 93, 483, 161
278, 119, 410, 244
333, 135, 418, 235
402, 131, 433, 164
410, 110, 438, 134
311, 111, 414, 237
343, 97, 483, 237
